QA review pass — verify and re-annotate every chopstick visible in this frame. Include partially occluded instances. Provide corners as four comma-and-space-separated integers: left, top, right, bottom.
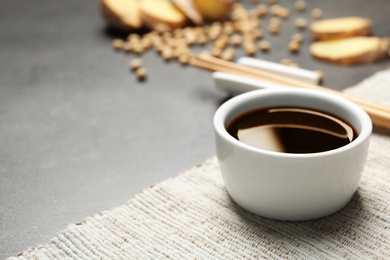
190, 54, 390, 129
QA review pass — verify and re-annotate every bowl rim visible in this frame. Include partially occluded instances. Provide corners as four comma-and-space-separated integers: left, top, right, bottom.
214, 88, 372, 158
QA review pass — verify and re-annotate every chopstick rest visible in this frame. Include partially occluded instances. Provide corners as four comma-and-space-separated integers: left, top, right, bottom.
237, 57, 321, 85
213, 58, 321, 95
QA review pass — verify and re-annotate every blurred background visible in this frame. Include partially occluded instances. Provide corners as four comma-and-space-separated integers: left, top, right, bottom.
0, 0, 389, 257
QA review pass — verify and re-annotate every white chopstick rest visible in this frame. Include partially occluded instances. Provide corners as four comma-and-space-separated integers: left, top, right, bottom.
238, 57, 321, 85
213, 72, 287, 95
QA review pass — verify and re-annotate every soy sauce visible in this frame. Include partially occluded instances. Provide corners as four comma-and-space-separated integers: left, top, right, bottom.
227, 106, 358, 153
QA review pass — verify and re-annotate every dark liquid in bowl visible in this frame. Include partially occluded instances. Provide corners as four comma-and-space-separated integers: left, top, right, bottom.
227, 106, 358, 153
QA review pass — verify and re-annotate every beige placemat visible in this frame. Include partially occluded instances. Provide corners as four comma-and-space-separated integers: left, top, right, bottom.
10, 69, 390, 259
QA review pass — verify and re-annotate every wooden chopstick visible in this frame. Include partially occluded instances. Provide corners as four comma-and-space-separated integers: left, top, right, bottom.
190, 54, 390, 129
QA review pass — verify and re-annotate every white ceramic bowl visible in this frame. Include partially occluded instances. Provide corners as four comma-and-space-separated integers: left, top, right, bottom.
214, 88, 372, 221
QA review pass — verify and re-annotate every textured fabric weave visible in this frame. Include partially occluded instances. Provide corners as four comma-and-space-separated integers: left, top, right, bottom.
10, 68, 390, 259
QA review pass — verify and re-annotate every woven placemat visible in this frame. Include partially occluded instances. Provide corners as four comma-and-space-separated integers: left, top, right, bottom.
10, 69, 390, 259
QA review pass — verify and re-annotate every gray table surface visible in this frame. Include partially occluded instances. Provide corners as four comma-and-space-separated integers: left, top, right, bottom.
1, 0, 389, 258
